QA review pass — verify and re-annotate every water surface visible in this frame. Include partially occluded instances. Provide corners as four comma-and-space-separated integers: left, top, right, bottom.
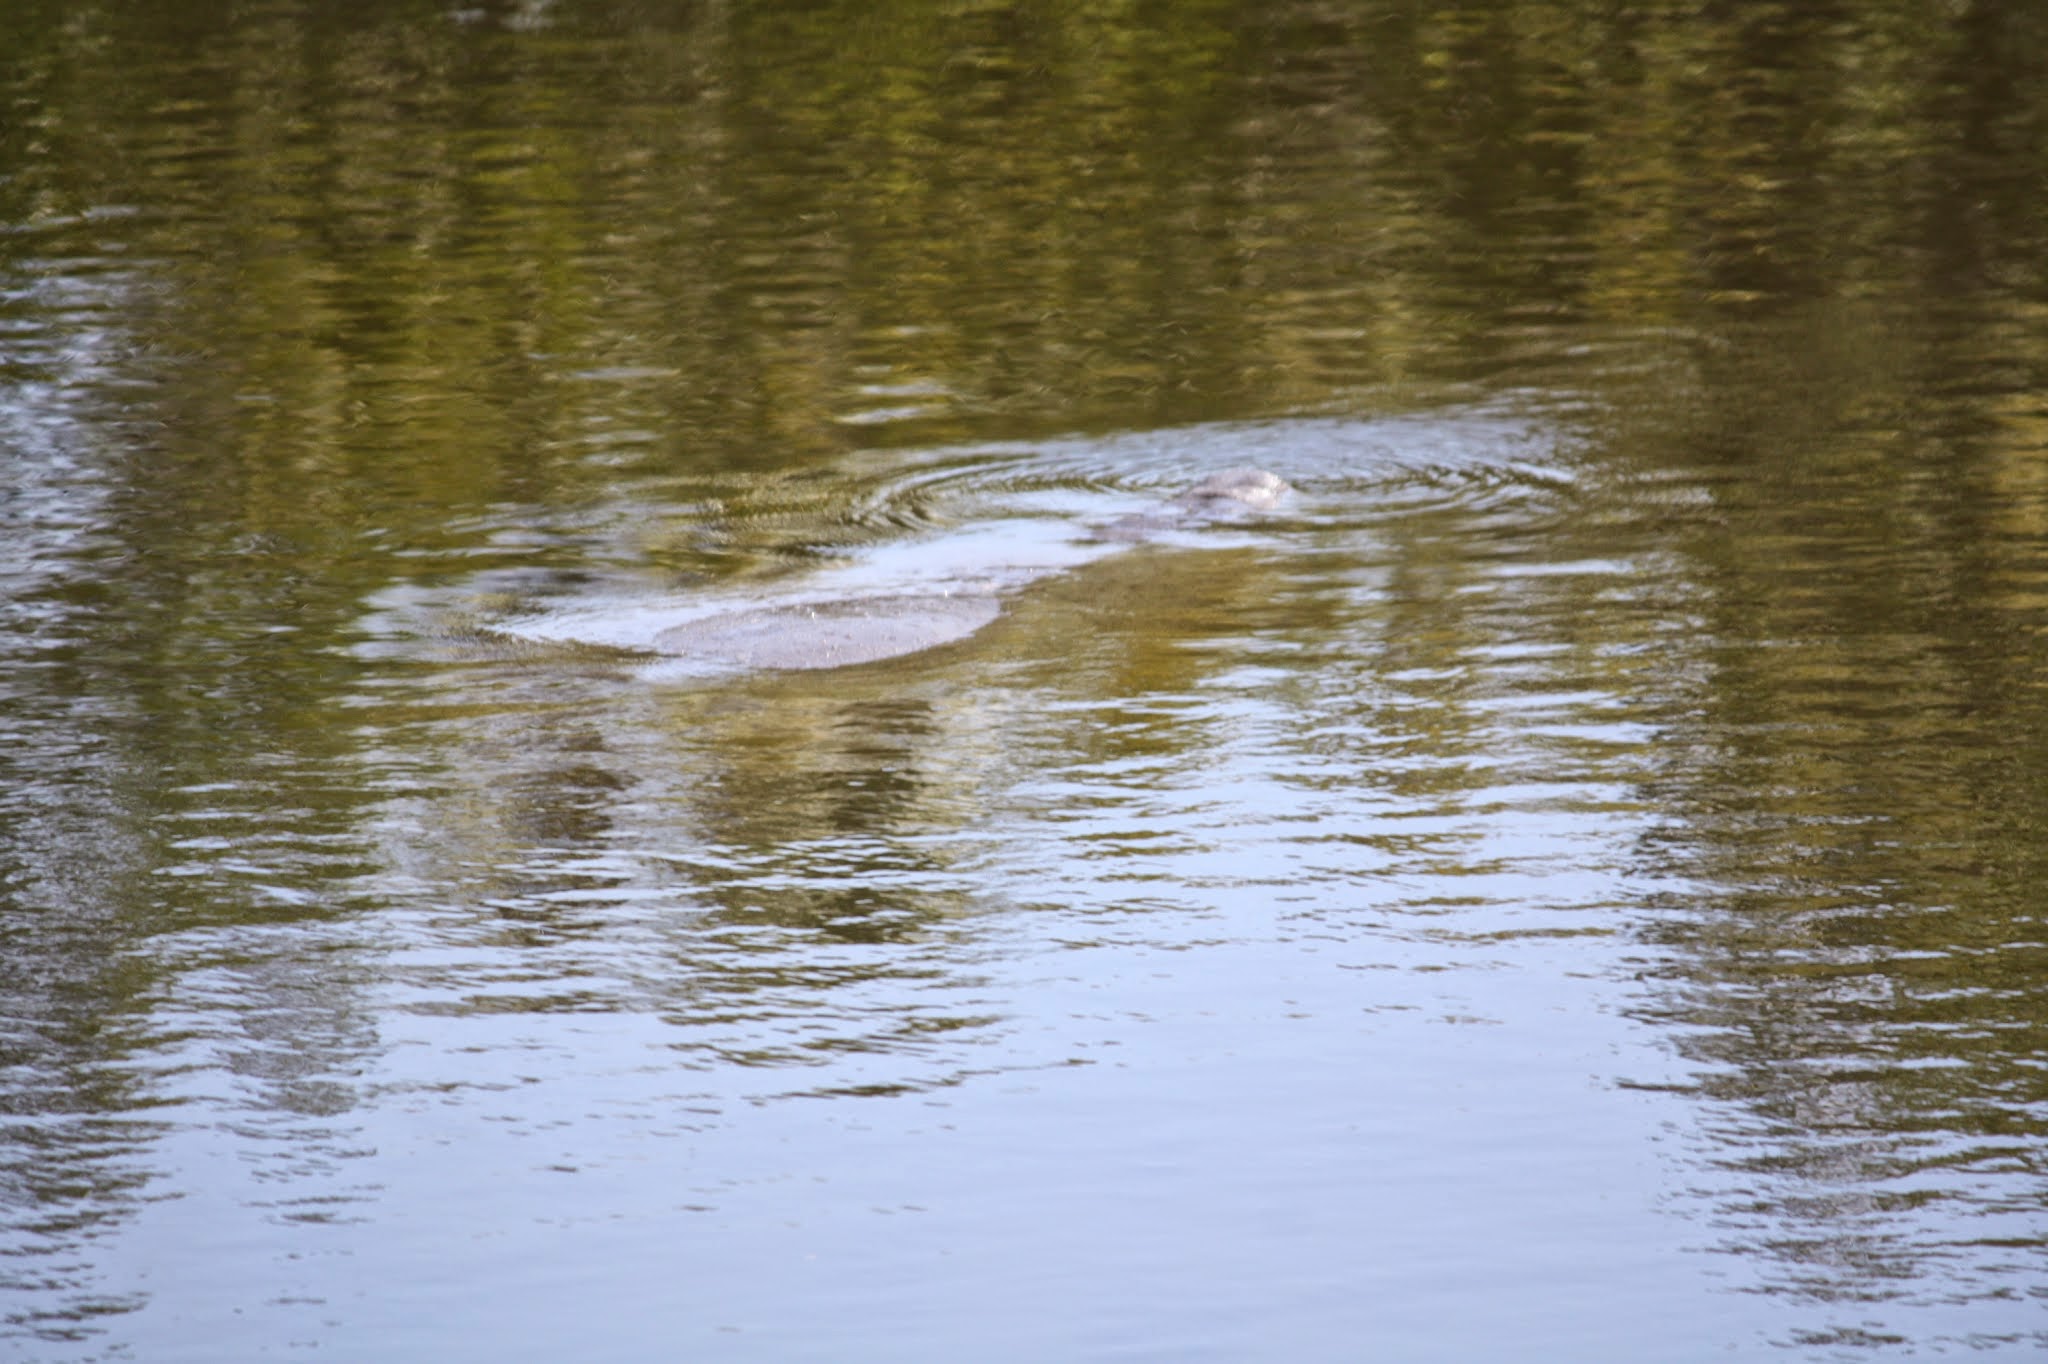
2, 3, 2045, 1360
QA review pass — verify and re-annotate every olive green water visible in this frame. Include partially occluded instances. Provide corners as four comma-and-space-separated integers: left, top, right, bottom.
3, 3, 2045, 1359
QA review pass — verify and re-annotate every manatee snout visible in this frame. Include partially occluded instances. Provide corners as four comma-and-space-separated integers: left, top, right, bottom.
1170, 467, 1290, 514
1093, 466, 1290, 542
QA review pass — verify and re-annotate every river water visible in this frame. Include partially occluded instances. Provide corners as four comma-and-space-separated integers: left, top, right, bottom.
3, 3, 2045, 1360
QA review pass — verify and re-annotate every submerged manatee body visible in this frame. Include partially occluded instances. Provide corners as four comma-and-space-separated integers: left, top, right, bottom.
522, 468, 1290, 674
649, 592, 1004, 671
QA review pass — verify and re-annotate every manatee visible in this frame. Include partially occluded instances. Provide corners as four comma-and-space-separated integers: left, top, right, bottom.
513, 468, 1290, 674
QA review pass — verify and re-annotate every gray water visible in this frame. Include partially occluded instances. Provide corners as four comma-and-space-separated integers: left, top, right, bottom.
3, 3, 2045, 1360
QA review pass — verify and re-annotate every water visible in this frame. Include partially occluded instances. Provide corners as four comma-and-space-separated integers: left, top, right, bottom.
3, 3, 2045, 1360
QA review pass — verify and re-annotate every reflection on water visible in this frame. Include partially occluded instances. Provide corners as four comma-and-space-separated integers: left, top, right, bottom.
3, 1, 2046, 1359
